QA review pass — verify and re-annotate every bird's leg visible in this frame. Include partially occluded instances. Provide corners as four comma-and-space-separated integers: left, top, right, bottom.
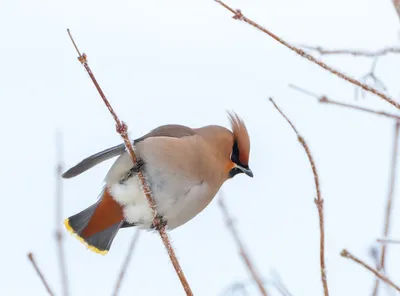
130, 158, 145, 174
120, 158, 145, 183
151, 215, 167, 231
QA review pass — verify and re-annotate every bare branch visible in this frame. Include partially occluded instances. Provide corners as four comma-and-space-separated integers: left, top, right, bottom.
289, 84, 400, 121
269, 98, 329, 296
379, 121, 400, 269
372, 122, 400, 296
269, 270, 294, 296
355, 58, 387, 101
112, 230, 141, 296
393, 0, 400, 21
27, 253, 55, 296
67, 29, 193, 296
214, 0, 400, 110
341, 249, 400, 292
369, 246, 380, 269
55, 132, 69, 296
218, 193, 268, 296
299, 45, 400, 57
377, 238, 400, 244
219, 281, 250, 296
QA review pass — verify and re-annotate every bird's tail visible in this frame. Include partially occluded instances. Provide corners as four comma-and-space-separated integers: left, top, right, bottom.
64, 188, 124, 255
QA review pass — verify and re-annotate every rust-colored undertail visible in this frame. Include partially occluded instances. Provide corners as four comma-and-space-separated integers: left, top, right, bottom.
64, 188, 124, 255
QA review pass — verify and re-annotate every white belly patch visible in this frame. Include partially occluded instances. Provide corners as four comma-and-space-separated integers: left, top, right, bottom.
105, 151, 215, 229
109, 176, 153, 226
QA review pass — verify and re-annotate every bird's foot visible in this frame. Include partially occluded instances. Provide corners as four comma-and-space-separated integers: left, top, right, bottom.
151, 216, 167, 231
120, 158, 145, 183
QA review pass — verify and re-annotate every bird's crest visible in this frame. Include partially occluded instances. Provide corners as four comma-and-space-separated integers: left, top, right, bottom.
227, 111, 250, 166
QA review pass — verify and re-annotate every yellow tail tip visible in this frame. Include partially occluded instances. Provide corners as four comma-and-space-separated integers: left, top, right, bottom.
63, 218, 108, 256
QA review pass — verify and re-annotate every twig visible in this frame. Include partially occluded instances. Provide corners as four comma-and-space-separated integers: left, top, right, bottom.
299, 45, 400, 57
379, 121, 400, 269
393, 0, 400, 21
372, 122, 400, 296
269, 270, 294, 296
218, 193, 268, 296
67, 29, 193, 296
341, 249, 400, 292
27, 253, 55, 296
219, 281, 250, 296
355, 58, 387, 101
269, 98, 329, 296
289, 84, 400, 120
377, 238, 400, 244
55, 132, 69, 296
214, 0, 400, 110
112, 230, 141, 296
369, 246, 380, 269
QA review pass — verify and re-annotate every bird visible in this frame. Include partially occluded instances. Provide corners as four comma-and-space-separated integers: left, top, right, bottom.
63, 112, 253, 255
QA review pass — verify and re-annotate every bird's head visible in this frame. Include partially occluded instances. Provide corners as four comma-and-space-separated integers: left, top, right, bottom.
226, 111, 253, 179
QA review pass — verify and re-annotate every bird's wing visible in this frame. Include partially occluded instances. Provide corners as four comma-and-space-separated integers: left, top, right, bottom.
134, 124, 195, 143
62, 144, 126, 179
62, 124, 196, 179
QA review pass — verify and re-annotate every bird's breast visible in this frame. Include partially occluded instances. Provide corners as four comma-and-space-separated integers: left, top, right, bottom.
107, 166, 218, 230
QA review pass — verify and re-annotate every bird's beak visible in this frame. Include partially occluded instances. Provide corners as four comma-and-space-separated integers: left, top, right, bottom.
236, 164, 254, 178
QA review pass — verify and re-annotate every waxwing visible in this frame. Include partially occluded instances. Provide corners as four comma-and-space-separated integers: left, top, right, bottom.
63, 112, 253, 254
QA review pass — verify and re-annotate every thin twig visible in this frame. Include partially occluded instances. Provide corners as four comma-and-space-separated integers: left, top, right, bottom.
214, 0, 400, 110
369, 246, 380, 269
27, 253, 55, 296
269, 98, 329, 296
289, 84, 400, 120
379, 121, 400, 269
67, 29, 193, 296
355, 58, 387, 101
112, 230, 141, 296
269, 270, 294, 296
372, 122, 400, 296
219, 281, 250, 296
55, 132, 69, 296
393, 0, 400, 21
218, 193, 268, 296
341, 249, 400, 292
377, 238, 400, 244
299, 45, 400, 57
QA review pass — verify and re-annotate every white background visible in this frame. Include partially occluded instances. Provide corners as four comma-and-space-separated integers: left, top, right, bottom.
1, 0, 400, 295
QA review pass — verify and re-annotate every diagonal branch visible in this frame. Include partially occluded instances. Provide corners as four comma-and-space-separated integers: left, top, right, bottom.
299, 45, 400, 57
112, 230, 141, 296
55, 132, 69, 296
27, 253, 55, 296
393, 0, 400, 21
67, 29, 193, 296
377, 238, 400, 244
372, 121, 400, 296
289, 84, 400, 120
218, 193, 268, 296
269, 98, 329, 296
214, 0, 400, 110
341, 249, 400, 292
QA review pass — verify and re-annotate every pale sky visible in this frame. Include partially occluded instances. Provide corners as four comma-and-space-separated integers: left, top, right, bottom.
1, 0, 400, 295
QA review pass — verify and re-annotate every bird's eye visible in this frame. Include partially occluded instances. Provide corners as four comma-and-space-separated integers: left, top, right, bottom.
230, 140, 240, 165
